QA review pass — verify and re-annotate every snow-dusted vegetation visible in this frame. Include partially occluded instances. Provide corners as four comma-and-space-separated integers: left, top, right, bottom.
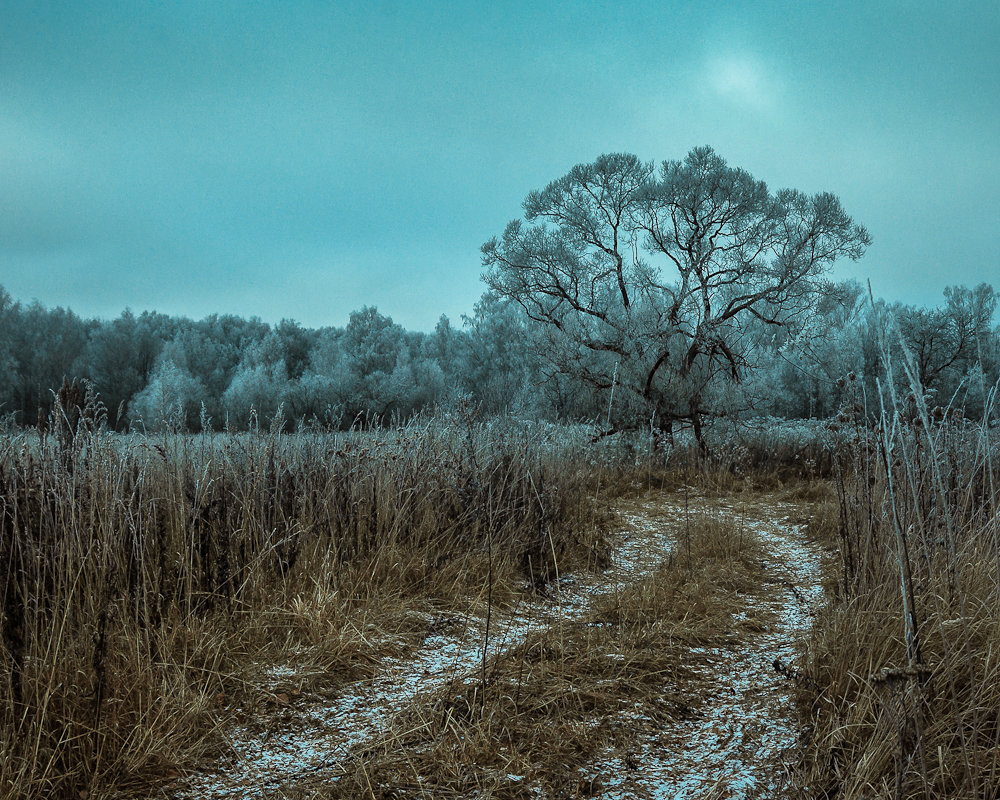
1, 278, 997, 437
2, 150, 999, 799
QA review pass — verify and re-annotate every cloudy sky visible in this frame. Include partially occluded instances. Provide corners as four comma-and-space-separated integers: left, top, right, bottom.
2, 0, 998, 330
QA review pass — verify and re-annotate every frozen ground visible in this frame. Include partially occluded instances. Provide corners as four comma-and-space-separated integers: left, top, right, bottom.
162, 493, 822, 799
592, 501, 824, 800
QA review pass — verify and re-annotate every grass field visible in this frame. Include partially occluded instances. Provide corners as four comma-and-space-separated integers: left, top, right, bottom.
2, 409, 998, 799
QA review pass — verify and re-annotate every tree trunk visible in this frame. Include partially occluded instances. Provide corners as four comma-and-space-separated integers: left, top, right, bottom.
691, 410, 709, 457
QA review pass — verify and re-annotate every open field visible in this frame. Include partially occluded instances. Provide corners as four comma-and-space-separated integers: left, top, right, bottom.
3, 4, 997, 798
162, 490, 825, 799
2, 413, 999, 799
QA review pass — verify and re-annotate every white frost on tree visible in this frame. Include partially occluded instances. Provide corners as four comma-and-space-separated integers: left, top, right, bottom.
130, 360, 207, 431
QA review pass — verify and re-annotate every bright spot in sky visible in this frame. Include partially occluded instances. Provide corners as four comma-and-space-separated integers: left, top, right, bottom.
707, 54, 774, 108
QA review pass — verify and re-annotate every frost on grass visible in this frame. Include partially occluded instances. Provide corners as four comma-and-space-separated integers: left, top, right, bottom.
165, 496, 821, 800
592, 505, 824, 800
166, 497, 682, 799
170, 612, 547, 798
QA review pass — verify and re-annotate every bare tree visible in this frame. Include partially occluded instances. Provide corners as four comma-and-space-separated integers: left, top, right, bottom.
895, 283, 997, 394
482, 147, 870, 448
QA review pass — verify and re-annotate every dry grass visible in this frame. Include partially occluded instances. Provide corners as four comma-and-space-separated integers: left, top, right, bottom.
0, 416, 610, 800
791, 407, 1000, 799
322, 511, 770, 799
8, 397, 936, 800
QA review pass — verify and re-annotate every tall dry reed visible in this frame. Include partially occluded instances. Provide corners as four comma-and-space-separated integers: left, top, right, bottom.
0, 413, 607, 800
794, 375, 1000, 798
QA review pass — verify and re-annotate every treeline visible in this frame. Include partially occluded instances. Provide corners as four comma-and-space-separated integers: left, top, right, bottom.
760, 281, 999, 421
0, 280, 997, 431
0, 288, 544, 430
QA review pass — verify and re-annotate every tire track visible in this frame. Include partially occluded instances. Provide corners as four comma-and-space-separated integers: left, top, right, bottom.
162, 493, 822, 799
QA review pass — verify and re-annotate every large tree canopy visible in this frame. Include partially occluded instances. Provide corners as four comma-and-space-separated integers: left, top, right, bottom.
482, 146, 871, 445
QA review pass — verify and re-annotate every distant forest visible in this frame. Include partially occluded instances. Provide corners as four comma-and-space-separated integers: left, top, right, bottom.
0, 280, 997, 432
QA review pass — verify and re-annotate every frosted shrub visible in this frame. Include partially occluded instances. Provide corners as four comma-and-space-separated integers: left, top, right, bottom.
222, 362, 290, 429
130, 360, 206, 431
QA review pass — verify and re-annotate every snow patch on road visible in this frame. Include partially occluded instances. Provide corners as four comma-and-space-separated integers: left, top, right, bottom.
165, 495, 821, 799
594, 504, 824, 800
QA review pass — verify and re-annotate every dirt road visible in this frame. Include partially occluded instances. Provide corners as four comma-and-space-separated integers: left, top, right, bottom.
165, 490, 824, 799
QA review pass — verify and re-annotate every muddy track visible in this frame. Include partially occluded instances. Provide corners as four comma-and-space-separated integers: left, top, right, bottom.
164, 492, 823, 799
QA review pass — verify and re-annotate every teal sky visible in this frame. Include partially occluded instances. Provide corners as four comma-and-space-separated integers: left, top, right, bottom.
2, 1, 998, 330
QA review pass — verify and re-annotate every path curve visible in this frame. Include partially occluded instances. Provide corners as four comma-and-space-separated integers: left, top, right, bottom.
595, 497, 824, 799
165, 492, 823, 799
